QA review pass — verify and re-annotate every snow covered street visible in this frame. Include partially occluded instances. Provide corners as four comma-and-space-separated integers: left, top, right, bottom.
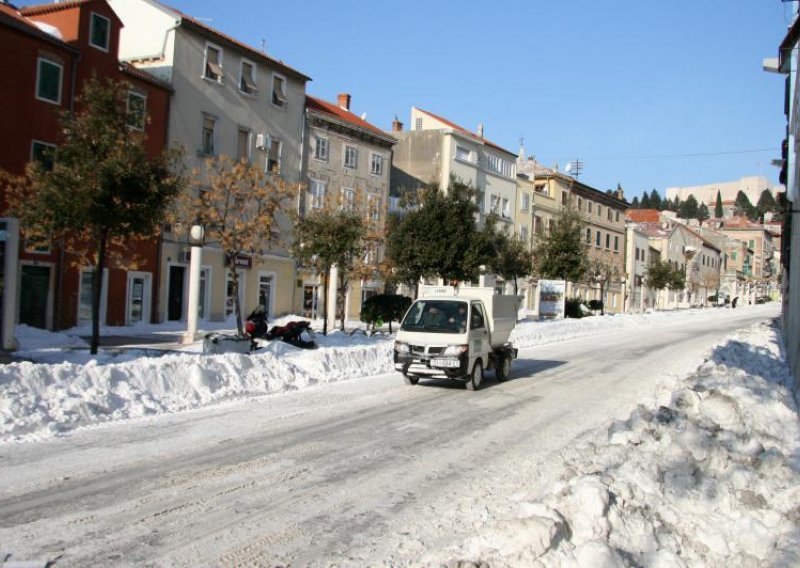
0, 304, 797, 566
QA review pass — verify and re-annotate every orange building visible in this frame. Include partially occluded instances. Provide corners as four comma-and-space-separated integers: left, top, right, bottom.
0, 0, 171, 331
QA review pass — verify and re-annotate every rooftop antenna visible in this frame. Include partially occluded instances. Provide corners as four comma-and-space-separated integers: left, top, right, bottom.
565, 159, 583, 179
260, 39, 267, 52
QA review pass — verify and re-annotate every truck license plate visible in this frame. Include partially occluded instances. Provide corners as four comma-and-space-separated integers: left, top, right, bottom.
431, 358, 459, 368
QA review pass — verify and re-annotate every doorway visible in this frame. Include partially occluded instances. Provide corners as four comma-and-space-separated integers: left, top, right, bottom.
126, 271, 152, 325
168, 265, 186, 321
20, 265, 50, 329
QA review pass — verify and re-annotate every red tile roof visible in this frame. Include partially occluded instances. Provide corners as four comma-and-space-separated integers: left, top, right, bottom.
415, 107, 516, 157
721, 216, 763, 230
120, 61, 172, 92
0, 2, 76, 49
306, 95, 394, 141
626, 209, 661, 223
19, 0, 96, 16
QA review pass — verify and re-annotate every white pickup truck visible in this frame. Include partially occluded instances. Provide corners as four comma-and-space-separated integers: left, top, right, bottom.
393, 286, 521, 390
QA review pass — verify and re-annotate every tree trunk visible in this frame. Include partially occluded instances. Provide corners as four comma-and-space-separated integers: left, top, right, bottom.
338, 278, 347, 332
90, 232, 108, 355
232, 269, 243, 336
321, 268, 329, 336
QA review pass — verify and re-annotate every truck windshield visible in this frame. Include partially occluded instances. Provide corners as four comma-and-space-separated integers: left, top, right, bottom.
400, 300, 468, 333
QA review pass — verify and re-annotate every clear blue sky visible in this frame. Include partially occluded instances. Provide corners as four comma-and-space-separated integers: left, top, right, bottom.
21, 0, 794, 199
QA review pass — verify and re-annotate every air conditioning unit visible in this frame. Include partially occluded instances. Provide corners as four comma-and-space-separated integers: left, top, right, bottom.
256, 133, 270, 150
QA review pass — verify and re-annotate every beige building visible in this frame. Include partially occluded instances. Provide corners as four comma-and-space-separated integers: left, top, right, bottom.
717, 216, 776, 301
301, 93, 395, 324
665, 176, 782, 215
624, 221, 652, 313
627, 210, 723, 309
391, 107, 518, 226
110, 0, 309, 323
517, 158, 628, 314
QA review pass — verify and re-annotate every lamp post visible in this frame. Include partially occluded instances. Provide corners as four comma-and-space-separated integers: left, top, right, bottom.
183, 224, 204, 344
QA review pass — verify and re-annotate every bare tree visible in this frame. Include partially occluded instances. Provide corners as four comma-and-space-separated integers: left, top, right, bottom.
175, 155, 297, 336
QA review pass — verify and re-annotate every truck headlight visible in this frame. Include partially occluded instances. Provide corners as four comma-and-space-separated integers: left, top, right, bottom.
394, 341, 410, 354
443, 344, 468, 356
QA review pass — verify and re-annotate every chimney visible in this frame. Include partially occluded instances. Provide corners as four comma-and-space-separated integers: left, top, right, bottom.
392, 116, 403, 132
477, 123, 484, 138
337, 93, 351, 111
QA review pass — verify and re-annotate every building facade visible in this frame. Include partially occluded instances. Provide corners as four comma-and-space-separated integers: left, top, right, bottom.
0, 0, 171, 334
301, 93, 395, 324
110, 0, 310, 323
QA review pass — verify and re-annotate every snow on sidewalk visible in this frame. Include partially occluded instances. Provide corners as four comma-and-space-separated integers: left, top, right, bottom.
439, 319, 800, 568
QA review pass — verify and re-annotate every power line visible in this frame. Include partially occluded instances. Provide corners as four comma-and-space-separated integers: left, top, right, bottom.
582, 147, 779, 162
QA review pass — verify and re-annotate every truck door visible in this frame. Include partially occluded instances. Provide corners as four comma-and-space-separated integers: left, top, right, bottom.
469, 301, 490, 365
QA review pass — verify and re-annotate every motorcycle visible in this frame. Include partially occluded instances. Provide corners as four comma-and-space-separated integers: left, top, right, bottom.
245, 305, 318, 350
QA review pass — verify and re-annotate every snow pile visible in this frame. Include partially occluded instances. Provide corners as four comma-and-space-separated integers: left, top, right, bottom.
447, 320, 800, 567
0, 327, 393, 441
0, 306, 777, 443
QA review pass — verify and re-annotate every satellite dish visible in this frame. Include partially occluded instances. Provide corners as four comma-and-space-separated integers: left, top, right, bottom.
565, 163, 572, 173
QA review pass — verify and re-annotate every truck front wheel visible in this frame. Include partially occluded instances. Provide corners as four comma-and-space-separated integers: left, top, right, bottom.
496, 353, 511, 381
403, 374, 419, 385
466, 360, 483, 391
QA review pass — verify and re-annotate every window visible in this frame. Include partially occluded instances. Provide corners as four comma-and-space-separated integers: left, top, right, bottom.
367, 194, 382, 220
577, 198, 583, 211
31, 140, 56, 171
534, 215, 543, 235
606, 234, 611, 249
89, 12, 110, 51
267, 138, 281, 174
596, 231, 601, 247
614, 235, 619, 251
607, 208, 613, 221
470, 302, 486, 330
588, 201, 593, 213
204, 43, 223, 82
455, 145, 471, 162
344, 145, 358, 169
258, 274, 273, 311
127, 91, 146, 130
36, 58, 62, 104
370, 153, 384, 176
561, 191, 568, 205
586, 227, 592, 244
415, 117, 423, 130
271, 73, 287, 107
314, 137, 328, 161
520, 225, 529, 241
490, 194, 499, 213
615, 211, 620, 222
239, 60, 258, 95
237, 128, 251, 162
201, 114, 216, 155
521, 193, 530, 211
597, 205, 603, 217
225, 270, 245, 317
535, 183, 548, 195
501, 198, 510, 218
309, 179, 326, 209
341, 187, 355, 211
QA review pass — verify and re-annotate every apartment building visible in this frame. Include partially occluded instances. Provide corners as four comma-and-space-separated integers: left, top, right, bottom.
109, 0, 310, 323
0, 0, 171, 334
627, 210, 723, 308
391, 107, 518, 223
302, 93, 396, 323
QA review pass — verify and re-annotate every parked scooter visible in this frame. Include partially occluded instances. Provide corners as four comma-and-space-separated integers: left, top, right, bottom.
245, 305, 317, 350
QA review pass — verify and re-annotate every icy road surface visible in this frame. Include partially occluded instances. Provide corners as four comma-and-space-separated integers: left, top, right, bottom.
0, 307, 783, 566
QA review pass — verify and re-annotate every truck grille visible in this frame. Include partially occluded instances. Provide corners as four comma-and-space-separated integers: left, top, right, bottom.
410, 345, 445, 356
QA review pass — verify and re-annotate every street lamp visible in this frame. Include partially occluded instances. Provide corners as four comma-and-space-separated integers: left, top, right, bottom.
183, 224, 205, 344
